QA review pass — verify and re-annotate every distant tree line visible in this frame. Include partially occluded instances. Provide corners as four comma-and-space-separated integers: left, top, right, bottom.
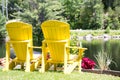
0, 0, 120, 45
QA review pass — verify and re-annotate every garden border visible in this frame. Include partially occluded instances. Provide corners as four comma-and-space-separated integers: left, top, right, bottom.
82, 69, 120, 77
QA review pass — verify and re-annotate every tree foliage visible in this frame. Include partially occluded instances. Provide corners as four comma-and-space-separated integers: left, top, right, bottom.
0, 10, 6, 38
62, 0, 83, 29
80, 0, 104, 29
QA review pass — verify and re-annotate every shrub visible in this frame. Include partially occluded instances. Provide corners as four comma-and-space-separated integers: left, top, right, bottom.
82, 57, 96, 69
0, 11, 6, 38
104, 26, 110, 34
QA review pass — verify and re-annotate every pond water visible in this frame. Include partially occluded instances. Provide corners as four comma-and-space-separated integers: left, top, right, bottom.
0, 41, 5, 58
0, 39, 120, 71
82, 39, 120, 71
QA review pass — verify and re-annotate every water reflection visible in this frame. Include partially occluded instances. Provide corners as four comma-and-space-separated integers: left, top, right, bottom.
0, 41, 5, 58
82, 39, 120, 71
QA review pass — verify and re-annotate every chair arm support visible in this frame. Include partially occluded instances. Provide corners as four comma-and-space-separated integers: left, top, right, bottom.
29, 46, 42, 49
77, 48, 87, 60
7, 40, 31, 43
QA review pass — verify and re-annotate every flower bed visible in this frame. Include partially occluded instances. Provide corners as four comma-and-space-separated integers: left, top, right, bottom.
82, 69, 120, 77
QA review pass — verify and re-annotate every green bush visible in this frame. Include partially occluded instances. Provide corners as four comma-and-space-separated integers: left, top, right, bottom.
104, 26, 110, 34
70, 30, 120, 37
0, 11, 6, 38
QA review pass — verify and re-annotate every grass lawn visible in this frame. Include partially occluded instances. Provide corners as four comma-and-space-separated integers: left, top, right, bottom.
0, 69, 120, 80
70, 30, 120, 36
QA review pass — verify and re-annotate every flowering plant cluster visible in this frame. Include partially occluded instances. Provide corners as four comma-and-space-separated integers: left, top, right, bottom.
0, 58, 5, 66
82, 57, 96, 69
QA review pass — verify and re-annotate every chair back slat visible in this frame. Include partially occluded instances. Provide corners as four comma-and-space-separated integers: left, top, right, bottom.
41, 20, 70, 40
6, 21, 33, 61
41, 20, 70, 62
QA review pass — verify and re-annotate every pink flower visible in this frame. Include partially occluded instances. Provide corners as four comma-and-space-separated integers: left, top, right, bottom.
82, 57, 96, 69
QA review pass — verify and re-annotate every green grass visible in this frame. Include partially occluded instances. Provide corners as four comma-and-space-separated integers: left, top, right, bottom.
0, 69, 120, 80
70, 30, 120, 36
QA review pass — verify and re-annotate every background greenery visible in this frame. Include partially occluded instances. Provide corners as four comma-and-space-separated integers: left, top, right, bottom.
71, 30, 120, 36
0, 0, 120, 45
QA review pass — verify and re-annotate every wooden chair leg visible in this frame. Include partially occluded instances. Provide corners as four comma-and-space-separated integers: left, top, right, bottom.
35, 60, 41, 69
78, 60, 82, 72
54, 64, 57, 71
40, 55, 46, 73
45, 62, 50, 71
21, 63, 24, 70
64, 62, 78, 74
9, 61, 16, 70
25, 45, 31, 72
64, 63, 67, 74
25, 61, 31, 72
3, 42, 10, 71
30, 62, 35, 71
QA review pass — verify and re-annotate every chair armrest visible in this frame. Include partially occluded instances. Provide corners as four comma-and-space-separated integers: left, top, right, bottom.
66, 46, 87, 54
66, 46, 87, 50
66, 46, 87, 60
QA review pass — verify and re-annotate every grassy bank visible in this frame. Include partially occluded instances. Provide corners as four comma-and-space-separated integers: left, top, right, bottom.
0, 69, 120, 80
70, 30, 120, 36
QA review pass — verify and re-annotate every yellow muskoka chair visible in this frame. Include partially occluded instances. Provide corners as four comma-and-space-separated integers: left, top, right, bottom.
40, 20, 87, 74
3, 20, 41, 72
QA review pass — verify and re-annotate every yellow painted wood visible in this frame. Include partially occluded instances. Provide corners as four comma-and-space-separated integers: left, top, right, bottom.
3, 20, 41, 72
41, 20, 70, 40
4, 42, 10, 71
41, 20, 87, 74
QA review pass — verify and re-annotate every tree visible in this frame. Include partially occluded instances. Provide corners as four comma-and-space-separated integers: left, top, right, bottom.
104, 8, 120, 29
0, 10, 6, 38
80, 0, 104, 29
102, 0, 115, 11
7, 0, 23, 19
102, 0, 120, 29
3, 0, 120, 31
62, 0, 83, 29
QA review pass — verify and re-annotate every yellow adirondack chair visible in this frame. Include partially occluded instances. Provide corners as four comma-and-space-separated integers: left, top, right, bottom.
3, 20, 41, 72
40, 20, 87, 74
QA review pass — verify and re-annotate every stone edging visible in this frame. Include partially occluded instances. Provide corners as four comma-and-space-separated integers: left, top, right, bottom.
82, 69, 120, 77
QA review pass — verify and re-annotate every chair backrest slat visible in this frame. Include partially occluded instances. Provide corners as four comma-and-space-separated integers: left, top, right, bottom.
6, 21, 33, 61
41, 20, 70, 40
41, 20, 70, 62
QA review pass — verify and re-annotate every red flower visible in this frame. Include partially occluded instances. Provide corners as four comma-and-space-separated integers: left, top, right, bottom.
47, 53, 50, 60
82, 57, 96, 69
